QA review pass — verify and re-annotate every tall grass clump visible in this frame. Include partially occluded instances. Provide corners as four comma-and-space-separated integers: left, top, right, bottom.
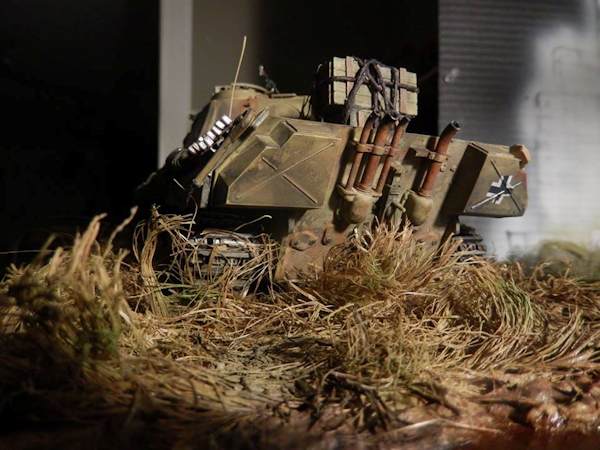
0, 215, 125, 367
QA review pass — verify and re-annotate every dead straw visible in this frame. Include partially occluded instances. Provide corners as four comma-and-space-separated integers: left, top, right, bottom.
1, 213, 600, 445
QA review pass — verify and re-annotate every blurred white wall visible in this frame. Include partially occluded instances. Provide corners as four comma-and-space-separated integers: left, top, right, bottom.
440, 0, 600, 256
517, 15, 600, 252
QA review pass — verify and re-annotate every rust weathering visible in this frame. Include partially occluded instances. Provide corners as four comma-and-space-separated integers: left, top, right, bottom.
137, 56, 530, 280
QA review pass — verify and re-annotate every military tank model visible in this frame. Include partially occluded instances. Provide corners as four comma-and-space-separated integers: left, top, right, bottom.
138, 57, 530, 280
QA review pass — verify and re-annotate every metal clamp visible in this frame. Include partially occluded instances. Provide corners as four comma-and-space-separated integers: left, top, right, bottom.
411, 146, 448, 163
371, 144, 388, 156
355, 143, 373, 153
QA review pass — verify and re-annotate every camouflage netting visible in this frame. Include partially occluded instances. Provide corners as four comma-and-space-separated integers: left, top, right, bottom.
1, 210, 600, 449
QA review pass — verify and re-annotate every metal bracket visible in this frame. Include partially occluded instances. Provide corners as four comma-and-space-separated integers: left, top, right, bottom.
355, 142, 389, 156
371, 144, 387, 156
389, 189, 411, 213
411, 146, 448, 163
355, 143, 373, 153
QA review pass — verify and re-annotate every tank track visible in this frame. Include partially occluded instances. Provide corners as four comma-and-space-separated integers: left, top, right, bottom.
452, 224, 487, 258
187, 229, 268, 292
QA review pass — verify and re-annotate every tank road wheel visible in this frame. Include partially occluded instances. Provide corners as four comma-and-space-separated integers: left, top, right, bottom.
452, 223, 487, 258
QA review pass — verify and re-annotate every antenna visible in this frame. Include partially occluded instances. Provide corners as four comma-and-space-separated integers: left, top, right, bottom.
228, 35, 247, 117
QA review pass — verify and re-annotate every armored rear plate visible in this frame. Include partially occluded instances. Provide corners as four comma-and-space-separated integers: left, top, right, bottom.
214, 117, 344, 209
458, 144, 528, 217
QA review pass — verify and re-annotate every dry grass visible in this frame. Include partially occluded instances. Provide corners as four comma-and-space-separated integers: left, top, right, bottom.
517, 240, 600, 282
1, 212, 600, 447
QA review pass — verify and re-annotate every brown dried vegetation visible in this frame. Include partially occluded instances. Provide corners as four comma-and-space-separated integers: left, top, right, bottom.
1, 212, 600, 449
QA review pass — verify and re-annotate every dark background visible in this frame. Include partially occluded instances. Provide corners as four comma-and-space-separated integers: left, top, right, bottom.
0, 0, 159, 265
258, 1, 438, 135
